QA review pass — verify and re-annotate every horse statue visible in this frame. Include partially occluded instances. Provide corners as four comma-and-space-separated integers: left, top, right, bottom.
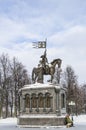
32, 58, 62, 83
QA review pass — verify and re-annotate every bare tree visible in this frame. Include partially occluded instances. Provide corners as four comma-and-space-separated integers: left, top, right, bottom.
53, 66, 62, 84
0, 53, 11, 118
10, 57, 31, 116
80, 84, 86, 113
62, 66, 79, 114
0, 54, 31, 118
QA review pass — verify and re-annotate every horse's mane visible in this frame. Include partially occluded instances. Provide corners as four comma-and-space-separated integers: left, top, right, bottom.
51, 58, 61, 65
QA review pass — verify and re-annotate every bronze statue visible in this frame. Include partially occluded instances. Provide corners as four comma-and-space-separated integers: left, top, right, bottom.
32, 51, 62, 83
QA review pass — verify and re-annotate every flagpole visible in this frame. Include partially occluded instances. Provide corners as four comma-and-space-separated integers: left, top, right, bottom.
32, 38, 48, 67
44, 38, 48, 65
32, 39, 47, 62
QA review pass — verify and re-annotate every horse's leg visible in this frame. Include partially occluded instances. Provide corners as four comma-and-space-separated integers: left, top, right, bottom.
32, 69, 35, 83
51, 74, 54, 83
37, 68, 44, 83
32, 68, 37, 83
34, 74, 38, 82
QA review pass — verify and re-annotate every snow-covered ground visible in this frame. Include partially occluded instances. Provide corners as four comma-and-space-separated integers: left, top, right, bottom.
0, 117, 17, 126
0, 115, 86, 126
73, 115, 86, 125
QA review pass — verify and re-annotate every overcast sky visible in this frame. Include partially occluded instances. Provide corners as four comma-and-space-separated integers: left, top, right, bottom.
0, 0, 86, 84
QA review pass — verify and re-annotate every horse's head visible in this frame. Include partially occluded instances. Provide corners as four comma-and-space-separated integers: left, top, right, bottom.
57, 58, 62, 68
51, 58, 62, 68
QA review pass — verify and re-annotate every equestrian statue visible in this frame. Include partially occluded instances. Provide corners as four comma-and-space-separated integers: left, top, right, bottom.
32, 49, 62, 83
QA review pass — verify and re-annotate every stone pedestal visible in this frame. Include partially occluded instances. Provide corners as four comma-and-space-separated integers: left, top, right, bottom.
18, 83, 66, 127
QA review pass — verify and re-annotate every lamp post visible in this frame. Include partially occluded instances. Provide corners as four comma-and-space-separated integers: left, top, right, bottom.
69, 101, 75, 121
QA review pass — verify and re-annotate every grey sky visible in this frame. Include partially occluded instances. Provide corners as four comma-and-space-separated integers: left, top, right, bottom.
0, 0, 86, 84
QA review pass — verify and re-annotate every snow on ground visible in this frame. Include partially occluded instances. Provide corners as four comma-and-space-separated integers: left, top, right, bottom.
0, 115, 86, 126
73, 115, 86, 125
0, 117, 17, 126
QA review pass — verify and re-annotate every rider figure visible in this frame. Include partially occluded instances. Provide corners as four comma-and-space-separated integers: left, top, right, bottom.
39, 50, 48, 70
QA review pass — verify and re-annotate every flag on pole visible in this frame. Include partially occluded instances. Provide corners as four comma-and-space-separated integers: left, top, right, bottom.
33, 41, 46, 48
